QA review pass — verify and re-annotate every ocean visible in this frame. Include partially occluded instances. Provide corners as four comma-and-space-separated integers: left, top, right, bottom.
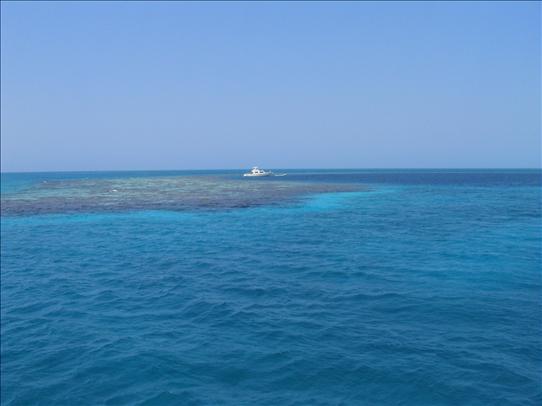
1, 169, 541, 405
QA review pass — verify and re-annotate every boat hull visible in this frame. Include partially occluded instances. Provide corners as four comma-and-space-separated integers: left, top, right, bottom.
243, 173, 272, 177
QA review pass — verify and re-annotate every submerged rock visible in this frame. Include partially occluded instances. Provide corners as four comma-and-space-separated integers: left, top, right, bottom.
1, 175, 365, 216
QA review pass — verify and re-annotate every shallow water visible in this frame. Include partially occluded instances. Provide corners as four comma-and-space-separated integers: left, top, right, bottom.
1, 170, 541, 405
0, 173, 364, 216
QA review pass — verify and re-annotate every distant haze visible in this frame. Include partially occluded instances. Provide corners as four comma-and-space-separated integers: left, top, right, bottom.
1, 1, 540, 172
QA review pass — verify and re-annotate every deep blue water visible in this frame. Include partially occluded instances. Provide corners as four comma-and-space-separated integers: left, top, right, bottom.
1, 170, 541, 405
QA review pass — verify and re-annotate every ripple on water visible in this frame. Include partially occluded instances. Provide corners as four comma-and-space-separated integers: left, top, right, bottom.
1, 172, 541, 405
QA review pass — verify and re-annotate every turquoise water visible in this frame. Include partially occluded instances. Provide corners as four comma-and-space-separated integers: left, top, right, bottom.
1, 170, 541, 405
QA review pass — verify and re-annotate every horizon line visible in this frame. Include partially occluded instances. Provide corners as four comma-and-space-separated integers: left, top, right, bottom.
1, 167, 541, 175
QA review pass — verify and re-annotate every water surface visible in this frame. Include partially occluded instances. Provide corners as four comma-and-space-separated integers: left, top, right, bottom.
1, 170, 541, 405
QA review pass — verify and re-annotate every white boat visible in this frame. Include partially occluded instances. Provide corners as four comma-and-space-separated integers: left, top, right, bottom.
243, 166, 273, 177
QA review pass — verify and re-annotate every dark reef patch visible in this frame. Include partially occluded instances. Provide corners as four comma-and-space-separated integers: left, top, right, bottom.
1, 176, 365, 216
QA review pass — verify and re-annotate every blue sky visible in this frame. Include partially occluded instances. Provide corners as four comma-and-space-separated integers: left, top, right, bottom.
1, 1, 540, 171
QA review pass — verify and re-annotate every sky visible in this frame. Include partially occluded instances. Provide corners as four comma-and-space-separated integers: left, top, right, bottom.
1, 1, 540, 172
